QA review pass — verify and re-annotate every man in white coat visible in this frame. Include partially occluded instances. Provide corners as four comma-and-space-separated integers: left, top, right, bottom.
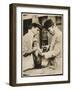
22, 16, 42, 74
43, 19, 62, 69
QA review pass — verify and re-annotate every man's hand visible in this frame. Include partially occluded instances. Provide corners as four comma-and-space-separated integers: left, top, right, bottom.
42, 51, 53, 59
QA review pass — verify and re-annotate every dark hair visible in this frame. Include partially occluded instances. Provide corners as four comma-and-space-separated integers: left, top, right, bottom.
44, 19, 54, 29
32, 23, 42, 30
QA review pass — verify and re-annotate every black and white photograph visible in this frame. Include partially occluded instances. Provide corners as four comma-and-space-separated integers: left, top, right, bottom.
21, 13, 63, 77
9, 3, 70, 86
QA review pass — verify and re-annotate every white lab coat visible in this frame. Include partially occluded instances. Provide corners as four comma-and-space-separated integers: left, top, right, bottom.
50, 26, 62, 57
42, 26, 62, 68
22, 30, 34, 71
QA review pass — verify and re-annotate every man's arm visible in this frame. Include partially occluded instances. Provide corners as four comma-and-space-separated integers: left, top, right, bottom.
23, 47, 37, 57
42, 46, 60, 59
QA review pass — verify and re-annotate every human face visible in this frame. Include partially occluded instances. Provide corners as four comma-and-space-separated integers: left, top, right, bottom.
48, 26, 55, 35
32, 27, 40, 35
